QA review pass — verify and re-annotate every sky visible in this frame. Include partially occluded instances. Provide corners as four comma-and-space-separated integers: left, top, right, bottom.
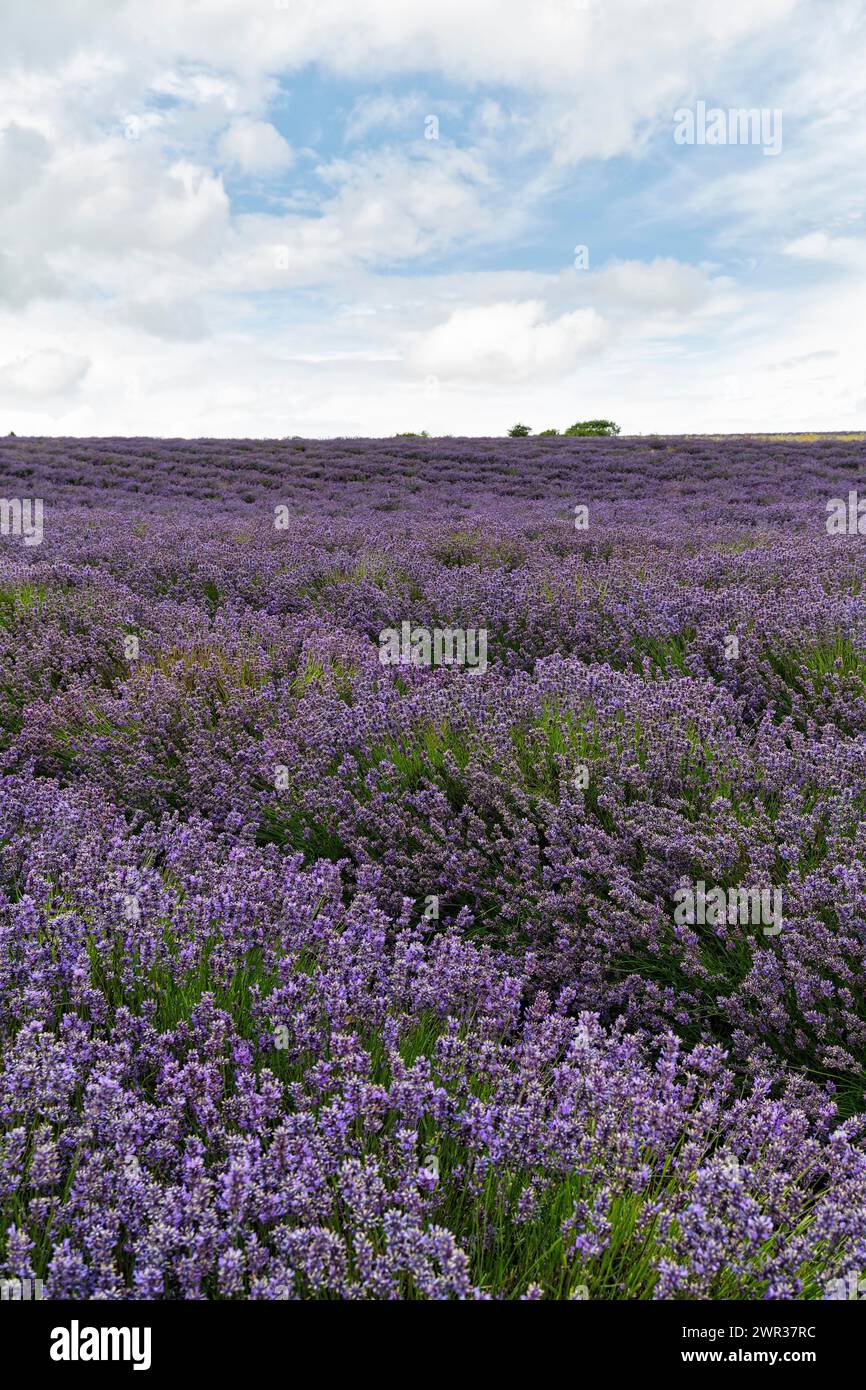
0, 0, 864, 437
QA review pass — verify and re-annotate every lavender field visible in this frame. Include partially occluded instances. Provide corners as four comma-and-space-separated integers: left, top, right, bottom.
3, 432, 866, 1301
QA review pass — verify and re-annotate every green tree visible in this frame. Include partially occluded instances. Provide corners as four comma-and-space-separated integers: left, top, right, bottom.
563, 419, 621, 437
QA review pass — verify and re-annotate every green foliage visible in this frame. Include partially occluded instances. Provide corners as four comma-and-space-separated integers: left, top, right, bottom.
538, 428, 560, 436
507, 423, 532, 437
564, 420, 621, 437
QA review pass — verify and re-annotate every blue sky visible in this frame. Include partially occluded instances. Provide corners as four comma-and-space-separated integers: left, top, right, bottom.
0, 0, 864, 435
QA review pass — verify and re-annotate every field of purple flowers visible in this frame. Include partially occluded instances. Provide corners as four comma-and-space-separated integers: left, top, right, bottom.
2, 432, 866, 1300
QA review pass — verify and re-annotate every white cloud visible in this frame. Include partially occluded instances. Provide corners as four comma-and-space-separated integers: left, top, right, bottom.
0, 347, 89, 400
218, 118, 294, 174
120, 297, 209, 341
411, 300, 607, 381
0, 0, 863, 435
0, 123, 52, 202
782, 231, 866, 268
0, 252, 63, 308
783, 232, 836, 260
591, 259, 716, 314
344, 93, 426, 143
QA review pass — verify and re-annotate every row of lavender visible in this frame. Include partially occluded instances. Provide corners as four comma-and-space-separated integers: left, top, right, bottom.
2, 434, 866, 1298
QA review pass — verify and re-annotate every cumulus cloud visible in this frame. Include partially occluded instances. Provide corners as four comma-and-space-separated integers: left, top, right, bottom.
0, 0, 862, 434
0, 123, 51, 203
120, 297, 209, 341
591, 259, 715, 314
412, 300, 607, 381
0, 348, 89, 400
344, 93, 426, 143
218, 118, 294, 174
0, 252, 63, 308
782, 231, 866, 267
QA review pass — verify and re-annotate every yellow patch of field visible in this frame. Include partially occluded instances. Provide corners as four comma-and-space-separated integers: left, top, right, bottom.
705, 432, 866, 442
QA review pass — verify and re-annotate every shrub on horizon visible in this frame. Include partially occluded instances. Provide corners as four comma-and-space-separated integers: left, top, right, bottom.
564, 419, 621, 436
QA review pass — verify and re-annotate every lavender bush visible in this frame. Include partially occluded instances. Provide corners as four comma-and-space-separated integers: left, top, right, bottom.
2, 432, 866, 1299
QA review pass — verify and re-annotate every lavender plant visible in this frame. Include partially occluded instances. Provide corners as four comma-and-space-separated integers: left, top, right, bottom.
2, 432, 866, 1299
